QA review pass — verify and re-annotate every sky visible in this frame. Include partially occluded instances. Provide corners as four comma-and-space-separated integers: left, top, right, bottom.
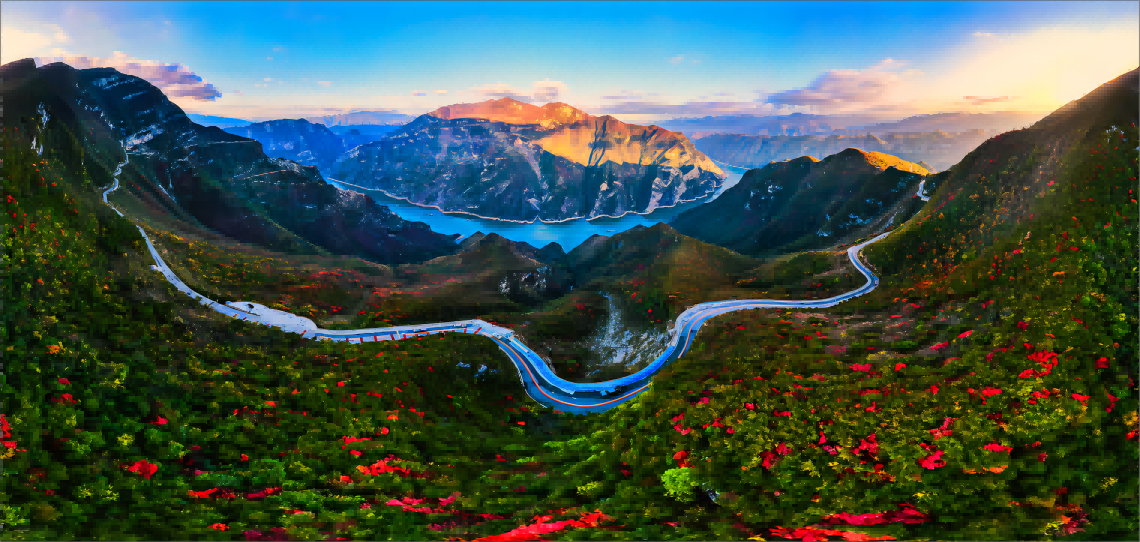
2, 1, 1137, 123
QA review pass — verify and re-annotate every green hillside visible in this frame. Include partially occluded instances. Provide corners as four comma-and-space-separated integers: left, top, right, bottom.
670, 150, 929, 258
3, 68, 1137, 541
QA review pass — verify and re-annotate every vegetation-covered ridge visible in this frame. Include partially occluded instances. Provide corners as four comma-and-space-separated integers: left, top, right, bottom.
4, 72, 1139, 542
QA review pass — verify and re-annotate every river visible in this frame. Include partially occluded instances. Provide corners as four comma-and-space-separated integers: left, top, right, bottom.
321, 159, 752, 253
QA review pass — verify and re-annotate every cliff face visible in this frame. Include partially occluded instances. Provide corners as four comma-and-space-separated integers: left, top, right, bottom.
670, 148, 930, 257
330, 97, 726, 222
2, 59, 462, 265
222, 119, 346, 172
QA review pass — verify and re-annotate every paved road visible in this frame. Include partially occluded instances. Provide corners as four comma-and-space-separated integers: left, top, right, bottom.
102, 147, 923, 414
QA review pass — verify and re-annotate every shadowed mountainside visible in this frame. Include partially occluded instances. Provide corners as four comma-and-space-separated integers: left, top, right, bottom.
1, 58, 463, 266
670, 148, 930, 257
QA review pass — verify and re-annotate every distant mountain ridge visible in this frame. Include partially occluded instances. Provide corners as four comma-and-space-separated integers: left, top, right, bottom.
186, 113, 254, 128
303, 110, 416, 127
655, 110, 1049, 138
223, 119, 346, 172
692, 129, 995, 172
330, 97, 727, 222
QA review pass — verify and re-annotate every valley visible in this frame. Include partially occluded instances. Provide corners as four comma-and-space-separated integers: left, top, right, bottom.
3, 51, 1137, 542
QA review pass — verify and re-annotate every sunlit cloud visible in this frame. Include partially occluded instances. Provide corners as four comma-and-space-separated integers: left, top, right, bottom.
962, 95, 1014, 106
973, 31, 994, 37
52, 25, 70, 43
1, 26, 62, 65
669, 54, 684, 64
435, 90, 447, 94
470, 81, 532, 102
31, 50, 222, 101
317, 81, 332, 87
931, 24, 1140, 112
765, 58, 920, 113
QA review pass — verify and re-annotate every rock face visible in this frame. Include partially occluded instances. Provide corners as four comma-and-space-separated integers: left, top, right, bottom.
670, 148, 930, 257
223, 119, 346, 171
330, 97, 726, 222
1, 59, 461, 265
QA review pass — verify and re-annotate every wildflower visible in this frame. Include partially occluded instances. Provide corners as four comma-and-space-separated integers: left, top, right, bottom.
744, 403, 755, 410
984, 443, 1014, 454
1038, 452, 1048, 462
209, 523, 229, 531
920, 450, 947, 469
241, 454, 249, 461
1096, 357, 1109, 369
1071, 393, 1090, 403
153, 416, 168, 425
349, 450, 362, 457
123, 460, 159, 480
981, 387, 1002, 397
958, 330, 974, 339
46, 344, 60, 354
58, 378, 70, 385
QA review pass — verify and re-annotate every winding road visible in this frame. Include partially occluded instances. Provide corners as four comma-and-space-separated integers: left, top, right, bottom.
102, 148, 924, 415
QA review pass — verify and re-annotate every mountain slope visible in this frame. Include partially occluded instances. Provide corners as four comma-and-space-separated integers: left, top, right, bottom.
1, 58, 462, 266
4, 64, 1137, 542
222, 119, 346, 172
330, 97, 727, 222
670, 148, 929, 257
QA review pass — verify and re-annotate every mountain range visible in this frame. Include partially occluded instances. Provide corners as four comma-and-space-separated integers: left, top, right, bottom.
4, 47, 1138, 541
0, 58, 462, 266
329, 97, 727, 222
691, 128, 999, 173
655, 110, 1049, 138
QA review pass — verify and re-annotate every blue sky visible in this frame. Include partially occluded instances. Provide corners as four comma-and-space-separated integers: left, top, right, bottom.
3, 1, 1137, 123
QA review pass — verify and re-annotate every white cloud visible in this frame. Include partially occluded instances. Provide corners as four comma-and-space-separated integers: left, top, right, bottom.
669, 55, 684, 64
934, 23, 1140, 112
31, 50, 223, 101
973, 31, 994, 38
52, 25, 70, 43
532, 78, 566, 102
1, 26, 57, 65
264, 77, 272, 81
267, 56, 273, 61
233, 89, 244, 95
470, 81, 531, 101
273, 46, 285, 52
317, 81, 332, 87
692, 59, 702, 64
764, 58, 921, 113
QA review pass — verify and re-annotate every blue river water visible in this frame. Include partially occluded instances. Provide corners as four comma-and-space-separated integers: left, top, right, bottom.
322, 158, 751, 253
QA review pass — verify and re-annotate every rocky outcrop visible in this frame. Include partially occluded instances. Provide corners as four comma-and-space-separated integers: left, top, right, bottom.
330, 97, 726, 222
